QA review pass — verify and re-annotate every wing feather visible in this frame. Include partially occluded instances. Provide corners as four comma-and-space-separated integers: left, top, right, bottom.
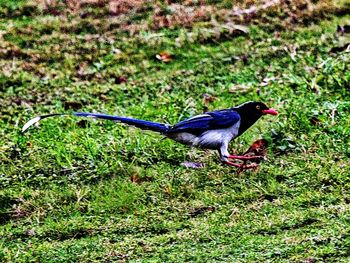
168, 110, 240, 135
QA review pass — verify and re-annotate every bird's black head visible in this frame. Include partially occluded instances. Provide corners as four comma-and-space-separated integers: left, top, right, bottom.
233, 101, 278, 135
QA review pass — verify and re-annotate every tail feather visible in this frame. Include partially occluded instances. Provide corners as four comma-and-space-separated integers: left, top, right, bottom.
22, 113, 65, 133
22, 112, 170, 134
73, 112, 170, 133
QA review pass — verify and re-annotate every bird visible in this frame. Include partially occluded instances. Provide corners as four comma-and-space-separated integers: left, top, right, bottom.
22, 101, 278, 168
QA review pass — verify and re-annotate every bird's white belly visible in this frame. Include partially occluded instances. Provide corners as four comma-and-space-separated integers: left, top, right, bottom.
169, 132, 198, 146
197, 126, 237, 149
169, 121, 240, 150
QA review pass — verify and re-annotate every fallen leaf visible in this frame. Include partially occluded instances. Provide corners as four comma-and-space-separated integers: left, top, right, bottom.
202, 93, 216, 112
165, 185, 171, 195
112, 47, 122, 54
230, 24, 249, 34
130, 174, 153, 184
203, 93, 216, 104
303, 257, 316, 263
310, 116, 321, 125
181, 161, 205, 169
189, 206, 215, 217
243, 139, 268, 158
259, 77, 277, 87
130, 174, 139, 183
64, 101, 82, 111
274, 31, 281, 38
26, 229, 36, 236
337, 25, 350, 35
115, 76, 127, 84
77, 120, 89, 128
99, 94, 109, 101
330, 43, 350, 53
229, 83, 251, 93
156, 51, 172, 62
231, 54, 249, 64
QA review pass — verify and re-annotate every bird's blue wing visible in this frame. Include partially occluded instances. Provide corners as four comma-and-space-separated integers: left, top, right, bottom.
168, 110, 240, 135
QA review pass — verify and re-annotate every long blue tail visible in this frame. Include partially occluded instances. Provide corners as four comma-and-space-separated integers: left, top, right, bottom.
74, 112, 170, 133
22, 112, 170, 133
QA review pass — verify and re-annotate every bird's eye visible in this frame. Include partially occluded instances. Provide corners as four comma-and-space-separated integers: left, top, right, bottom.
256, 105, 261, 110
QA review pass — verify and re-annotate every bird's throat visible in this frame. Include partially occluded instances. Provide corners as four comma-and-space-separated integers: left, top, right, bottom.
237, 114, 262, 136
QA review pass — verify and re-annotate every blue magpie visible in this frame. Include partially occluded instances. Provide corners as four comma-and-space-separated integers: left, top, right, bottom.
22, 101, 278, 167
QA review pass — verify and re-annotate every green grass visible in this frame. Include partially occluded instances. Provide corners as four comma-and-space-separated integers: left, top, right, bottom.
1, 1, 350, 262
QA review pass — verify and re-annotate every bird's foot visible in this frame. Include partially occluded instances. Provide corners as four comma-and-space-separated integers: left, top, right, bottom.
223, 161, 258, 170
237, 162, 259, 173
227, 155, 263, 160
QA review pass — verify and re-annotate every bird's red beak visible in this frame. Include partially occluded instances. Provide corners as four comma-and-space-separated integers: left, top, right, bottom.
262, 109, 278, 115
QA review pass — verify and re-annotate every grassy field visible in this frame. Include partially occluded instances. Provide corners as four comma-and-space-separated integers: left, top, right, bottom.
1, 0, 350, 261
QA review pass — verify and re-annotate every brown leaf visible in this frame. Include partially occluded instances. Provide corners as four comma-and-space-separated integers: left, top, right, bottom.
189, 206, 215, 217
243, 139, 268, 158
98, 94, 109, 101
274, 31, 281, 39
310, 116, 321, 125
109, 0, 142, 16
26, 229, 36, 237
64, 101, 82, 111
330, 43, 350, 53
303, 258, 316, 263
337, 25, 350, 35
228, 83, 251, 93
156, 51, 173, 62
77, 120, 88, 128
231, 54, 249, 64
130, 174, 153, 184
130, 174, 139, 183
202, 93, 216, 112
115, 76, 127, 84
202, 93, 216, 106
165, 185, 171, 195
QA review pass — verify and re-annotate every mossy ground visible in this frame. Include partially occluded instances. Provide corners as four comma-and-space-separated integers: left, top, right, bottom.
0, 0, 350, 262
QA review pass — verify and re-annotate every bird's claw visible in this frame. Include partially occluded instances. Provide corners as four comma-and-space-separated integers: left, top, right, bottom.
227, 155, 263, 160
237, 163, 259, 173
223, 161, 259, 170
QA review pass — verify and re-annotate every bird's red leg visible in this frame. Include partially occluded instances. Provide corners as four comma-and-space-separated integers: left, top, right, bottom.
228, 155, 263, 160
223, 161, 242, 168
